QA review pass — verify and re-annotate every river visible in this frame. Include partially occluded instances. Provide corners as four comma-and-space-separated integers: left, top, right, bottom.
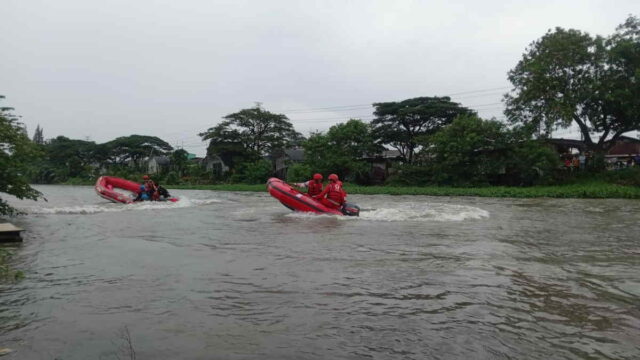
1, 185, 639, 359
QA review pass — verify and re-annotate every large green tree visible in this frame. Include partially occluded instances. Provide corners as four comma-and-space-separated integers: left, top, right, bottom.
100, 135, 173, 168
371, 96, 475, 164
170, 149, 189, 176
505, 15, 640, 158
199, 106, 302, 170
0, 96, 43, 216
426, 114, 559, 186
35, 136, 97, 182
302, 119, 381, 182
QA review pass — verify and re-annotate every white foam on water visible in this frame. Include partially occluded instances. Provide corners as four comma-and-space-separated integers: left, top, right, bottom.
22, 197, 223, 215
357, 203, 489, 222
284, 212, 337, 220
282, 202, 489, 222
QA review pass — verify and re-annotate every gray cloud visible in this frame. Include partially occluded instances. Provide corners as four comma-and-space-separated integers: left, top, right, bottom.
2, 0, 637, 155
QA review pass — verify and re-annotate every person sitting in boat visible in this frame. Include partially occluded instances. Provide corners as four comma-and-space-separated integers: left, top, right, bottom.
294, 173, 324, 197
142, 175, 157, 193
133, 184, 151, 202
313, 173, 346, 209
153, 182, 171, 201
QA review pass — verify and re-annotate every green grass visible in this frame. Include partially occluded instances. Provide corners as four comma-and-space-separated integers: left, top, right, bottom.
169, 181, 640, 199
170, 184, 268, 192
54, 171, 640, 199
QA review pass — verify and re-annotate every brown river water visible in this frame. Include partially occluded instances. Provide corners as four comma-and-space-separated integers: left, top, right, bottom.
1, 185, 639, 359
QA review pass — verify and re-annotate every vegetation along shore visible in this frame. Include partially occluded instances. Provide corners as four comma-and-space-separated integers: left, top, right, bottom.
171, 180, 640, 199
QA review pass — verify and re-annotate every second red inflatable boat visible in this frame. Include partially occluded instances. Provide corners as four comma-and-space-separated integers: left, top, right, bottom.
95, 176, 178, 204
266, 177, 359, 216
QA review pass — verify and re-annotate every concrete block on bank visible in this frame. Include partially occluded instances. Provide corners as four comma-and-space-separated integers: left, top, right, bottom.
0, 223, 24, 242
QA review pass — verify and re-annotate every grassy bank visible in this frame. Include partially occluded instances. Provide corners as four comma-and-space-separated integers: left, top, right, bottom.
169, 181, 640, 199
57, 175, 640, 198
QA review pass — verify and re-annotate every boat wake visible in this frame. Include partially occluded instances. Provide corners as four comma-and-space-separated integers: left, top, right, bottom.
284, 202, 489, 222
21, 197, 223, 215
357, 203, 489, 222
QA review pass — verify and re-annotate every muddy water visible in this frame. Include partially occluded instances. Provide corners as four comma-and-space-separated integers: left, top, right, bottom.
1, 185, 639, 359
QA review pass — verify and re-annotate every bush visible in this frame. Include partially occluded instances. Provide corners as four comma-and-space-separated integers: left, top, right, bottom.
604, 167, 640, 186
230, 159, 273, 184
386, 164, 434, 186
286, 163, 313, 182
164, 171, 180, 185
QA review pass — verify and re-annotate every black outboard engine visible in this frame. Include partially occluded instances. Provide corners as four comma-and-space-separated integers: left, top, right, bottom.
341, 202, 360, 216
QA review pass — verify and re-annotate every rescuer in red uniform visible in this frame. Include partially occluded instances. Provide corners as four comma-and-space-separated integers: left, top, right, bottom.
295, 173, 324, 197
314, 173, 346, 209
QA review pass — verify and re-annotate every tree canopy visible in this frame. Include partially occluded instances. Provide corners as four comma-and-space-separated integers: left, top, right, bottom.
302, 119, 381, 182
0, 96, 43, 215
101, 135, 173, 168
426, 115, 559, 186
32, 125, 44, 145
505, 15, 640, 156
199, 106, 302, 169
371, 96, 475, 163
37, 136, 98, 182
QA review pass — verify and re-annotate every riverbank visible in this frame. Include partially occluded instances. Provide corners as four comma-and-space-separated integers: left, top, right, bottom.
58, 178, 640, 198
169, 181, 640, 199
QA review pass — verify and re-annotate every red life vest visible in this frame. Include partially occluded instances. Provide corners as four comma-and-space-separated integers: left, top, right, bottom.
307, 180, 323, 196
326, 182, 345, 205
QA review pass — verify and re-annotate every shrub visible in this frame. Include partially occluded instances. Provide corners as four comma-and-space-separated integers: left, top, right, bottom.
230, 159, 273, 184
286, 163, 313, 182
164, 171, 180, 185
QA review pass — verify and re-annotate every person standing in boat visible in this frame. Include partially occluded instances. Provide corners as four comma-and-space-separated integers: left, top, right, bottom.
313, 173, 346, 209
294, 173, 324, 197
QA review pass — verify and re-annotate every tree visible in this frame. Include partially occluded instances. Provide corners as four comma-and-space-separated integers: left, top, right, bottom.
426, 114, 559, 186
371, 96, 475, 164
0, 96, 43, 216
170, 149, 189, 176
199, 106, 302, 170
32, 125, 44, 145
505, 15, 640, 161
101, 135, 173, 168
302, 119, 382, 182
40, 136, 97, 181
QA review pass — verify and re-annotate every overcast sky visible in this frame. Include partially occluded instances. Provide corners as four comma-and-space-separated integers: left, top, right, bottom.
2, 0, 638, 155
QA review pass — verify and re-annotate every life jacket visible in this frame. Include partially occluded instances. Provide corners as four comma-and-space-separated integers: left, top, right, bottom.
326, 182, 345, 205
307, 180, 323, 196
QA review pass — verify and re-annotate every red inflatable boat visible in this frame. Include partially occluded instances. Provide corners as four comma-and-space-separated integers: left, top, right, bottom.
95, 176, 178, 204
266, 178, 359, 216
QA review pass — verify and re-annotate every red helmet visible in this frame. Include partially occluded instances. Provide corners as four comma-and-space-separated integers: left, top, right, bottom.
313, 173, 323, 180
143, 175, 150, 180
328, 174, 339, 182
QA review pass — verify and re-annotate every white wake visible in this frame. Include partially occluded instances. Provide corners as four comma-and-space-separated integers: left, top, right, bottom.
284, 202, 489, 222
22, 197, 223, 215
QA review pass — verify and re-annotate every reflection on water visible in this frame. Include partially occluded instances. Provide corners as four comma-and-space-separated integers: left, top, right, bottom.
0, 185, 639, 359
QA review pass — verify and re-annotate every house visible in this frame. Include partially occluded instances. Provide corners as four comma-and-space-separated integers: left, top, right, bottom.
202, 154, 230, 177
546, 135, 640, 168
605, 135, 640, 159
545, 138, 587, 155
272, 148, 305, 179
361, 149, 404, 183
147, 156, 170, 174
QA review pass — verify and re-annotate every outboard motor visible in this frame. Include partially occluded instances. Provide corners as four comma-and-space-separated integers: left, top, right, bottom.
341, 202, 360, 216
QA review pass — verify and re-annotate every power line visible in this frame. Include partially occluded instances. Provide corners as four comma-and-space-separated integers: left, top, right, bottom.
278, 86, 510, 113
